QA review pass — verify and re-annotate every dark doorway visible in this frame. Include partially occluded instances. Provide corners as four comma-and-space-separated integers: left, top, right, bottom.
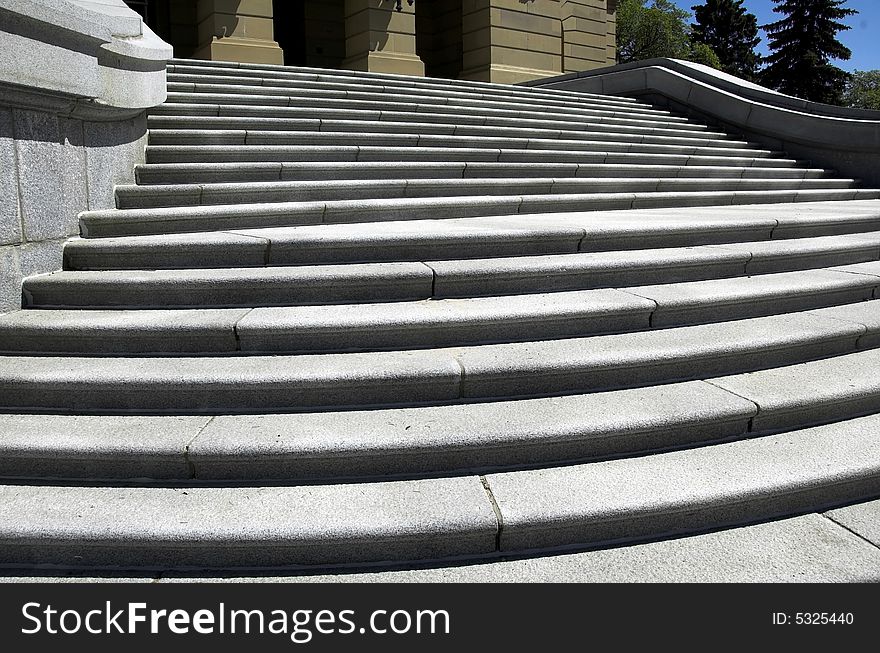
273, 0, 345, 68
416, 0, 463, 79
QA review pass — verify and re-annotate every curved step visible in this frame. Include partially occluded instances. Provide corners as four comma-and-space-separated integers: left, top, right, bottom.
4, 342, 880, 481
79, 190, 880, 238
485, 414, 880, 553
0, 477, 498, 568
23, 262, 436, 308
147, 115, 719, 142
167, 510, 880, 582
66, 202, 880, 271
23, 247, 880, 309
147, 112, 706, 138
0, 380, 757, 480
115, 178, 855, 210
161, 91, 679, 124
1, 414, 878, 569
425, 235, 880, 297
144, 139, 776, 164
165, 79, 659, 115
134, 161, 828, 186
150, 102, 689, 134
144, 143, 797, 168
165, 60, 653, 107
0, 310, 865, 412
8, 280, 880, 356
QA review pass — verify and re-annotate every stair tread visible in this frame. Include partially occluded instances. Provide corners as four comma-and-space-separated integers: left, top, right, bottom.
78, 191, 880, 238
0, 476, 497, 568
0, 309, 867, 412
5, 58, 880, 576
485, 413, 880, 552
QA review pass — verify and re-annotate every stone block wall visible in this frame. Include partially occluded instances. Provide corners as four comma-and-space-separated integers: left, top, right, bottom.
461, 0, 617, 84
0, 108, 147, 313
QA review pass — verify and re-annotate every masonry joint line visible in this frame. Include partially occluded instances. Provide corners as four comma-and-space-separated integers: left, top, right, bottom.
480, 476, 503, 552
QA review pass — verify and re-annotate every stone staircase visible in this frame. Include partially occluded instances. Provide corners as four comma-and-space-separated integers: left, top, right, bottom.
2, 59, 880, 579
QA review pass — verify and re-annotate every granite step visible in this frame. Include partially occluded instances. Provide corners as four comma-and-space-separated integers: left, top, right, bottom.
148, 116, 712, 152
165, 60, 653, 106
149, 102, 693, 135
23, 246, 880, 309
161, 90, 681, 123
134, 161, 828, 186
63, 202, 880, 271
155, 506, 880, 582
3, 341, 880, 481
0, 310, 866, 412
0, 414, 878, 569
78, 189, 880, 238
163, 78, 657, 114
5, 58, 880, 578
114, 178, 857, 210
144, 143, 798, 168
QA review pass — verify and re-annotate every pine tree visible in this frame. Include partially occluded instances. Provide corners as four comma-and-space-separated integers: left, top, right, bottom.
761, 0, 856, 104
691, 0, 760, 81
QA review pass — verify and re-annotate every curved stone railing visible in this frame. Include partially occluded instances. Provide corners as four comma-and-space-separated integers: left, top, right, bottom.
0, 0, 172, 313
0, 0, 172, 116
528, 58, 880, 189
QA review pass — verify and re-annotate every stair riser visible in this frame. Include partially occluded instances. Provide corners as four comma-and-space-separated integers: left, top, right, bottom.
134, 163, 823, 186
144, 146, 791, 167
146, 125, 742, 149
115, 179, 856, 210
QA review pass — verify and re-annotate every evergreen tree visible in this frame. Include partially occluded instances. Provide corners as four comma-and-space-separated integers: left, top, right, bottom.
761, 0, 856, 104
691, 0, 760, 81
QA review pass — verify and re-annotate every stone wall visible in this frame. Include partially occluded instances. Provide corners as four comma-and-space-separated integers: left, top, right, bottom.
0, 109, 147, 314
0, 0, 171, 314
461, 0, 617, 84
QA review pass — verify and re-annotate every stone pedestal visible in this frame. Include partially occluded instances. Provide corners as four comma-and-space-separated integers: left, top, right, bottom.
193, 0, 284, 65
343, 0, 425, 76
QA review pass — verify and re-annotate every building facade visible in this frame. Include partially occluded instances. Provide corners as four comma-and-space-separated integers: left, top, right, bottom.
124, 0, 618, 84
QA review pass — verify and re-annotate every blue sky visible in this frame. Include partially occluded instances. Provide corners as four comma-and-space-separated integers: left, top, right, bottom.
670, 0, 879, 71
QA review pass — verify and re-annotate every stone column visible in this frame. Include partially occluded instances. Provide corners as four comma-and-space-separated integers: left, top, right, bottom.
461, 0, 563, 84
561, 0, 617, 73
343, 0, 425, 76
193, 0, 284, 65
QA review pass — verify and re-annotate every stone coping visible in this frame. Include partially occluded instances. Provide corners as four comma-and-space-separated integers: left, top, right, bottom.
0, 0, 172, 119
